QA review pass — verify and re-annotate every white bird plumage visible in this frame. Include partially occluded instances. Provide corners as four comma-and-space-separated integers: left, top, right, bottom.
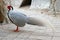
7, 6, 55, 38
8, 10, 27, 27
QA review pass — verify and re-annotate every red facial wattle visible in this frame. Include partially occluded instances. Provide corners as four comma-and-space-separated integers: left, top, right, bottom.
7, 5, 13, 10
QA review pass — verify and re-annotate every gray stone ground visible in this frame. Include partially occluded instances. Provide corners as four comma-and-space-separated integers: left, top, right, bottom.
0, 8, 60, 40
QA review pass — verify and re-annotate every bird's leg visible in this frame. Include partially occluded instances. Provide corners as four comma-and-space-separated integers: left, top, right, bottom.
14, 26, 19, 32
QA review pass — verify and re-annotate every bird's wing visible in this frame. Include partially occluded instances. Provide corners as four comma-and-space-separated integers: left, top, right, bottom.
9, 12, 27, 27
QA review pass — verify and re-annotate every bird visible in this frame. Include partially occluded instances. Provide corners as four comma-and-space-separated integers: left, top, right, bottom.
7, 5, 54, 32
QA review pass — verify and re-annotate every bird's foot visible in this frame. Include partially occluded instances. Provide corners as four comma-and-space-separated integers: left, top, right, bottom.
13, 30, 19, 32
13, 26, 19, 32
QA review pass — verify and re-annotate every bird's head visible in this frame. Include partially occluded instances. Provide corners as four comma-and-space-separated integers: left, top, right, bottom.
7, 5, 13, 11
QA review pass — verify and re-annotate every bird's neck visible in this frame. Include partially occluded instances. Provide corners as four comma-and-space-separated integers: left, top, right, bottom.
8, 8, 13, 12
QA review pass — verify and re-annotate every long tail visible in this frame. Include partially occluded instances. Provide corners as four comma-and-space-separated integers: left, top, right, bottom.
26, 16, 55, 40
45, 20, 55, 40
26, 17, 44, 26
